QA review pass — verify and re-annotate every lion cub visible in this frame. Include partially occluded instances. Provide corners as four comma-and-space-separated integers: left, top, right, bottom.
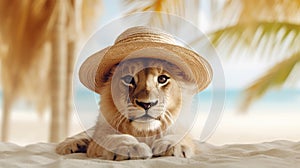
56, 58, 196, 160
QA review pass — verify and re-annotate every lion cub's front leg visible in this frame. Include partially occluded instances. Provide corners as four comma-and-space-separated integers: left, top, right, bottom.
56, 133, 91, 155
87, 134, 152, 161
56, 127, 94, 155
151, 135, 195, 158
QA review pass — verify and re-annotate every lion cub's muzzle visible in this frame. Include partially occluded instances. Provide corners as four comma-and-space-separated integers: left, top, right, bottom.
128, 99, 160, 122
135, 100, 158, 111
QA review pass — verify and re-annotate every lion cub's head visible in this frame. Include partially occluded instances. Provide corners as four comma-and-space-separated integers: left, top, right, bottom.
98, 58, 193, 137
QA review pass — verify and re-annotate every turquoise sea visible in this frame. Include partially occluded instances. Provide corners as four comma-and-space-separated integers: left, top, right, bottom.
73, 88, 300, 115
0, 89, 299, 114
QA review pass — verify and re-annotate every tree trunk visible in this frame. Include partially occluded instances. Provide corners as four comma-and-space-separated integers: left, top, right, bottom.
63, 0, 82, 138
64, 0, 82, 138
49, 0, 67, 142
64, 41, 76, 136
1, 91, 12, 141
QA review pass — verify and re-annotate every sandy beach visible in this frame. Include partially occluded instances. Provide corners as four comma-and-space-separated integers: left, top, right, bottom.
0, 138, 299, 168
2, 109, 300, 146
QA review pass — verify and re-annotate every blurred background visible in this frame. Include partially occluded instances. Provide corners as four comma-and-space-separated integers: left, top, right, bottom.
0, 0, 299, 146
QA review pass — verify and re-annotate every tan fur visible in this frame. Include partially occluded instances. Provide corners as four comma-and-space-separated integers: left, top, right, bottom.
56, 58, 196, 160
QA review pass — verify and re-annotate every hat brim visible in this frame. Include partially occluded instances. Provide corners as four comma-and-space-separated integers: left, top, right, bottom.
79, 41, 213, 94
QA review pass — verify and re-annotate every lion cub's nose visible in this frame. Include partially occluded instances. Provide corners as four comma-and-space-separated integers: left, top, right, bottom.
135, 100, 158, 110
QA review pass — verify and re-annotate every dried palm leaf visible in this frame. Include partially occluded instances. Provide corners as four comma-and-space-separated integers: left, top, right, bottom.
203, 21, 300, 111
0, 0, 102, 141
0, 0, 57, 111
203, 21, 300, 61
217, 0, 300, 26
123, 0, 199, 26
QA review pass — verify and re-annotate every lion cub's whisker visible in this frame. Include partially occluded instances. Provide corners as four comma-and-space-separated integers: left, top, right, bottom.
164, 110, 175, 124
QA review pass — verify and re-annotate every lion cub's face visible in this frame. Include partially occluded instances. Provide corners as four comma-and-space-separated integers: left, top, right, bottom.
101, 58, 185, 135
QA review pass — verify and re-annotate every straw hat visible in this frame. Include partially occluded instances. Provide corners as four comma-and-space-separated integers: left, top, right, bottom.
79, 26, 212, 94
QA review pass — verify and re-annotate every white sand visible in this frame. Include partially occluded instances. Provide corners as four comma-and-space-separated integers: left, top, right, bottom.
202, 113, 300, 145
0, 140, 299, 168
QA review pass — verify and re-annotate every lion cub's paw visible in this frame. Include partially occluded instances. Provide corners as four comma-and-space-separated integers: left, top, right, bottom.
151, 139, 194, 158
88, 140, 152, 161
56, 138, 90, 155
108, 143, 152, 161
86, 140, 105, 158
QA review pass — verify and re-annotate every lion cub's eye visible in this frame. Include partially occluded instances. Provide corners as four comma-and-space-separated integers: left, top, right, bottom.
157, 75, 170, 84
121, 75, 135, 85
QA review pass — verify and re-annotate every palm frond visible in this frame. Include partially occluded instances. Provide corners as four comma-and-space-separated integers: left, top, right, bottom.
219, 0, 300, 25
124, 0, 184, 15
80, 0, 103, 36
205, 1, 300, 111
122, 0, 199, 26
190, 21, 300, 111
0, 0, 57, 104
239, 52, 300, 112
0, 0, 102, 111
195, 21, 300, 62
